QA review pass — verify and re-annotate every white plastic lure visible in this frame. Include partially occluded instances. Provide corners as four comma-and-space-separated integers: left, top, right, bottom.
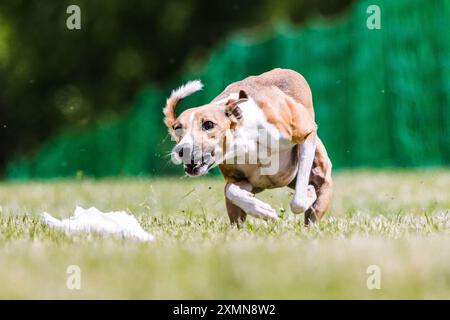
42, 206, 154, 242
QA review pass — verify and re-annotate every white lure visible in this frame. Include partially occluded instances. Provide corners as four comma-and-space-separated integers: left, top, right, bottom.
42, 206, 154, 242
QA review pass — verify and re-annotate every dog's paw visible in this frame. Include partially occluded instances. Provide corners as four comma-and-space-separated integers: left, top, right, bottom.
241, 197, 279, 221
290, 185, 317, 214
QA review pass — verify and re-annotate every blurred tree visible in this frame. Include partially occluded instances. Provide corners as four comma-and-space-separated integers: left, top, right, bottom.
0, 0, 352, 175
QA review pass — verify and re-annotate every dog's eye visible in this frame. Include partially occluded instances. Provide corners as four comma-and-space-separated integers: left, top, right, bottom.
173, 125, 183, 136
202, 121, 215, 131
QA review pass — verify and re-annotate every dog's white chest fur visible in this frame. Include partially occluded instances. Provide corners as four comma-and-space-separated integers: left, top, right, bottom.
226, 97, 299, 189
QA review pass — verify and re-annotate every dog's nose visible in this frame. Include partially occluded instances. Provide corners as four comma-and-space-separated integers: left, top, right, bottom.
174, 143, 193, 164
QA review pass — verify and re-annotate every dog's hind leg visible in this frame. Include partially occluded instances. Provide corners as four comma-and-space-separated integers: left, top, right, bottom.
304, 138, 333, 225
225, 197, 247, 226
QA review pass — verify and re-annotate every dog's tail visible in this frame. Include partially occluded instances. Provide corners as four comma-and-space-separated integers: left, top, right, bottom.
163, 80, 203, 128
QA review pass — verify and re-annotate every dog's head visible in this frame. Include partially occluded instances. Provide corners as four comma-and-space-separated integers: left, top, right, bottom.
163, 80, 247, 176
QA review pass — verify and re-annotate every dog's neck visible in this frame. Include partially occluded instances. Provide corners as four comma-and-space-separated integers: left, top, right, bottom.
214, 95, 295, 176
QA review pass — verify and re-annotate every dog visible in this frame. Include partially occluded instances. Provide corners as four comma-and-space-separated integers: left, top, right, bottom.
163, 68, 333, 225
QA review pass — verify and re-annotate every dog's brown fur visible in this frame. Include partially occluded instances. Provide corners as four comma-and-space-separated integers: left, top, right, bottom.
164, 68, 333, 225
215, 69, 332, 225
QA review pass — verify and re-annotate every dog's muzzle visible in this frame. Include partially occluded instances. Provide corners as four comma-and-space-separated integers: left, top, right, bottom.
172, 143, 215, 176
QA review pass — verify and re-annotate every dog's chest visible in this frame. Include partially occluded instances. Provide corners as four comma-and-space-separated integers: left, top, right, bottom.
223, 145, 299, 190
225, 98, 299, 189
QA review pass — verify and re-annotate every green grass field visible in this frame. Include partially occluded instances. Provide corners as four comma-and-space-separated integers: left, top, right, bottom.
0, 170, 449, 299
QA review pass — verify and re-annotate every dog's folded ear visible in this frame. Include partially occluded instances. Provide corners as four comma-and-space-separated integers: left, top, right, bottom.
225, 90, 248, 120
225, 103, 242, 120
238, 90, 248, 100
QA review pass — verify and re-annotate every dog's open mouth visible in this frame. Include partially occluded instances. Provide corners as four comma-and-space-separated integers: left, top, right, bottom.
184, 161, 214, 177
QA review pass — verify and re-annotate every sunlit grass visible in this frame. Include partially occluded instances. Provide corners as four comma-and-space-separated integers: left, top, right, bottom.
0, 170, 449, 299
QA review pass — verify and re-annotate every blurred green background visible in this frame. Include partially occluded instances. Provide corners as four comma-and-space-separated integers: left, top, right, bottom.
0, 0, 448, 179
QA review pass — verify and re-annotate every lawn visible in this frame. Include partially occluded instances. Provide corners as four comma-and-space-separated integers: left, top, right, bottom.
0, 170, 449, 299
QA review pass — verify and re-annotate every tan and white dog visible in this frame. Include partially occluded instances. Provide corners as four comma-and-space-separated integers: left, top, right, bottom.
163, 68, 332, 225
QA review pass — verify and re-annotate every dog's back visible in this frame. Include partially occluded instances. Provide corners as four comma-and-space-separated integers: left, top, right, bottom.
212, 68, 315, 119
213, 68, 332, 225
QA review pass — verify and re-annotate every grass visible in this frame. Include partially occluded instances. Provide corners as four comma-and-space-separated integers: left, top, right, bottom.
0, 170, 449, 299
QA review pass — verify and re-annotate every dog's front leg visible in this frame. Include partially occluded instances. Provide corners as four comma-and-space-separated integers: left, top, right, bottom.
291, 133, 317, 214
225, 181, 279, 221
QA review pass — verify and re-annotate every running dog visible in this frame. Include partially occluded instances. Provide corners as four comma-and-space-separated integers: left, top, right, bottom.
163, 68, 332, 225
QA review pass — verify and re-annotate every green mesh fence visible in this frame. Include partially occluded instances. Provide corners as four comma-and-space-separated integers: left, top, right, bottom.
6, 0, 450, 179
